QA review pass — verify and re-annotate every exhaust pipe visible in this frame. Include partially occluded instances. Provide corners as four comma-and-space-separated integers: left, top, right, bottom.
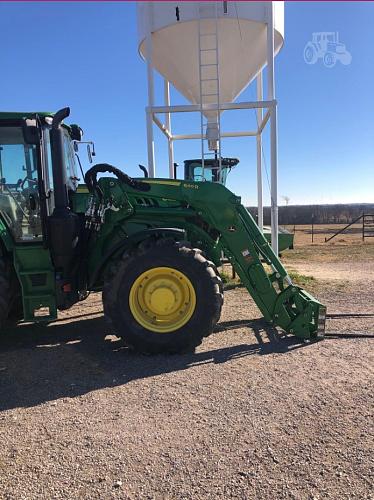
50, 107, 70, 214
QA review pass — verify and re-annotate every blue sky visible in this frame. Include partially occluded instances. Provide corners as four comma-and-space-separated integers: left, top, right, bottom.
0, 1, 373, 206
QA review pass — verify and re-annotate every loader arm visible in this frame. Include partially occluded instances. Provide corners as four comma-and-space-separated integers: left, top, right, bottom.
82, 175, 326, 341
207, 200, 326, 339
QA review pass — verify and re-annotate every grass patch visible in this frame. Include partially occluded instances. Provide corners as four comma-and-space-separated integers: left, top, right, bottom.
283, 243, 374, 263
219, 269, 243, 290
219, 267, 316, 290
288, 270, 316, 287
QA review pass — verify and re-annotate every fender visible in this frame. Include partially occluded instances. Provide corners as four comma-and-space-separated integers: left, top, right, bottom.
88, 227, 186, 288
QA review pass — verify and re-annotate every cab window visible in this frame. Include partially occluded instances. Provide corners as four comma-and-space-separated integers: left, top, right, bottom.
63, 131, 79, 191
192, 164, 213, 182
0, 126, 42, 241
42, 128, 79, 216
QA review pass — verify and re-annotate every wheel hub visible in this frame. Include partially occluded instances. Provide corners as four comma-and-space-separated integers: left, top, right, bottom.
148, 283, 178, 314
129, 267, 196, 333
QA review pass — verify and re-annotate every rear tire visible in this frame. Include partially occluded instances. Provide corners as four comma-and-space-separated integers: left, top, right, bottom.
103, 239, 223, 354
303, 43, 317, 64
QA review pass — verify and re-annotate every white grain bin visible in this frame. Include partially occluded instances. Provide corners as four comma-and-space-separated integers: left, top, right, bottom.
137, 1, 284, 129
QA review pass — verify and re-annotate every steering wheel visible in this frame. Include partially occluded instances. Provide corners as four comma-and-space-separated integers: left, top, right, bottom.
19, 176, 38, 190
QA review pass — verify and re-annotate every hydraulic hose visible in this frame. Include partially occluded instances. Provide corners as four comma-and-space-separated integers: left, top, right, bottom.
84, 163, 150, 200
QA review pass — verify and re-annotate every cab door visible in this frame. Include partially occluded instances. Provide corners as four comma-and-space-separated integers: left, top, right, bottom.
0, 125, 42, 241
41, 126, 79, 217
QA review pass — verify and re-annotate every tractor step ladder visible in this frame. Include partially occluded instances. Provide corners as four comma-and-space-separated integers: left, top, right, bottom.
363, 213, 374, 240
13, 247, 57, 322
197, 2, 222, 178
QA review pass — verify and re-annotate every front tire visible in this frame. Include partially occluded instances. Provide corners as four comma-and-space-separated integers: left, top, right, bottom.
103, 239, 223, 354
323, 52, 336, 68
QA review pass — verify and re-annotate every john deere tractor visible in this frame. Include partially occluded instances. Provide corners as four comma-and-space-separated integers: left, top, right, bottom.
0, 108, 325, 353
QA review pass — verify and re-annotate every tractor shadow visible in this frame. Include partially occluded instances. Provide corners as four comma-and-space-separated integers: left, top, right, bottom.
0, 313, 310, 411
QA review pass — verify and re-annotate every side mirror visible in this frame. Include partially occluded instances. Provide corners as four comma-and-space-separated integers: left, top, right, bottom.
74, 140, 96, 163
22, 118, 41, 145
70, 124, 83, 141
86, 143, 96, 163
87, 144, 92, 164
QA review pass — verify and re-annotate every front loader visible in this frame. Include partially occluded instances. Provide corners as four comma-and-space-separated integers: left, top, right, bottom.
0, 108, 326, 353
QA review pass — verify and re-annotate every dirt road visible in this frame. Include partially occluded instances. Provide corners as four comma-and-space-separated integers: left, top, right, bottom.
0, 248, 373, 499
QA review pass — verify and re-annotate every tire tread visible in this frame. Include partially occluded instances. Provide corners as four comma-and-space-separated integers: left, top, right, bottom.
103, 238, 223, 354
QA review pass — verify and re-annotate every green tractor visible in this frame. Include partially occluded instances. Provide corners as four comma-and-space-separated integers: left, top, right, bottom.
0, 108, 325, 353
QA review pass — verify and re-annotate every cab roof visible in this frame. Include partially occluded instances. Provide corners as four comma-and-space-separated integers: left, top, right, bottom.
0, 111, 54, 120
184, 157, 240, 168
0, 111, 75, 134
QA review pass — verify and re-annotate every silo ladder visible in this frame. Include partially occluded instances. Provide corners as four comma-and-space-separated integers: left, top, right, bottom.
197, 2, 222, 177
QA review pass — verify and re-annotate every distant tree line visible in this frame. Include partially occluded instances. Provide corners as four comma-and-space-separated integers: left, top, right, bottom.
247, 203, 374, 225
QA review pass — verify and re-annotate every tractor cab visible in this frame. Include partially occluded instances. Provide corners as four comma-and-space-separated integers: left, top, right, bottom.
312, 32, 337, 46
0, 112, 83, 243
0, 110, 95, 318
183, 157, 239, 186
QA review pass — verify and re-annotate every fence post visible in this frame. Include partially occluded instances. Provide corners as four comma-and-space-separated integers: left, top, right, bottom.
362, 212, 365, 241
311, 214, 314, 243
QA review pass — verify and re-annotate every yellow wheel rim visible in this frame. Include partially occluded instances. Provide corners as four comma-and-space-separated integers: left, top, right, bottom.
129, 267, 196, 333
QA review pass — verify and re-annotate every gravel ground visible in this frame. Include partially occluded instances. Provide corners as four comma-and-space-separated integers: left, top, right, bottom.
0, 250, 373, 499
